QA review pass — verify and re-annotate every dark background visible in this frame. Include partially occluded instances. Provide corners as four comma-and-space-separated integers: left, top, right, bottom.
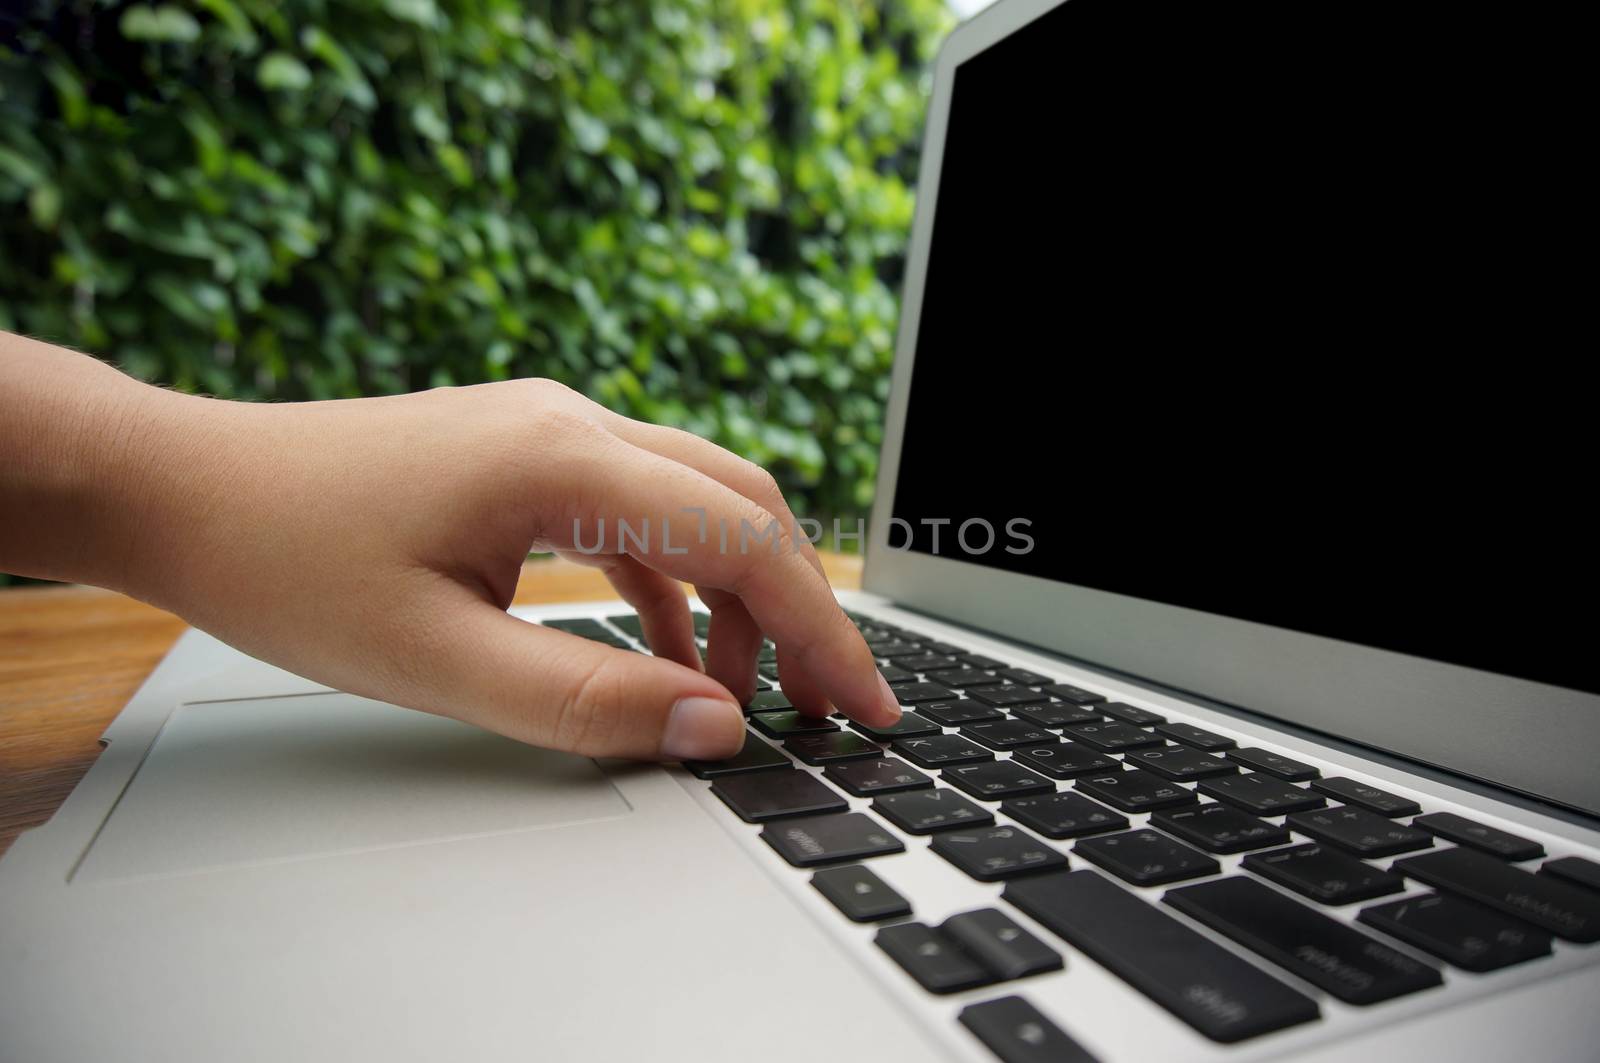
892, 0, 1594, 693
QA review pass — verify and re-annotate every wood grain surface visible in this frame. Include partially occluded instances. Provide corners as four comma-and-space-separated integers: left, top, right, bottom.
0, 551, 863, 858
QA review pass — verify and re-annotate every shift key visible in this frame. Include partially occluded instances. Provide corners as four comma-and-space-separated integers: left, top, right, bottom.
1004, 871, 1318, 1043
1164, 876, 1441, 1005
1395, 846, 1600, 942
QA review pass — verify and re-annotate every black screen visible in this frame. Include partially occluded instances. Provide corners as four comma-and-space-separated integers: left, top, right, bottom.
891, 0, 1593, 694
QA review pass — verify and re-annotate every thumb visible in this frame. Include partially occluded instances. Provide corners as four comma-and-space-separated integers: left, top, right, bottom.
414, 598, 746, 761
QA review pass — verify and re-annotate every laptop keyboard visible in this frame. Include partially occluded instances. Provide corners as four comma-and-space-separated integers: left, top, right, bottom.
544, 607, 1600, 1060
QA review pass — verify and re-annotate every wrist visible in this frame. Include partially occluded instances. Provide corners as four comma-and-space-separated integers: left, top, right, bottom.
81, 381, 248, 608
0, 333, 243, 601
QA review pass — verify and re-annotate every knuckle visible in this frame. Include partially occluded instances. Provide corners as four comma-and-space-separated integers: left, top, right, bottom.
520, 376, 579, 403
552, 653, 630, 752
535, 405, 609, 450
743, 462, 786, 509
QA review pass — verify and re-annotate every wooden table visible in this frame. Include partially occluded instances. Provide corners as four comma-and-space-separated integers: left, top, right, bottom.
0, 552, 863, 859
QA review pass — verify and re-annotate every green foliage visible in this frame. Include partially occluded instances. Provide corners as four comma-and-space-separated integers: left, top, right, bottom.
0, 0, 953, 523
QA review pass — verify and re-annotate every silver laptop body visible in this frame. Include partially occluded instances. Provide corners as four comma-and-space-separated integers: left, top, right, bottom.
3, 2, 1595, 1060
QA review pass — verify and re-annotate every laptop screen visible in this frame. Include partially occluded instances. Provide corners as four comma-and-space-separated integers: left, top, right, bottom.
889, 0, 1592, 695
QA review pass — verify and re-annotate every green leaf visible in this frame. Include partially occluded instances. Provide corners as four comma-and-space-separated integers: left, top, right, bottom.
383, 0, 438, 27
410, 102, 449, 143
194, 0, 257, 47
0, 145, 46, 187
257, 52, 312, 92
28, 183, 61, 228
566, 107, 609, 154
120, 4, 202, 43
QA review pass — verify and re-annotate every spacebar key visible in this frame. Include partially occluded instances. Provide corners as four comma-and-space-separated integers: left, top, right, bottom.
1004, 871, 1318, 1043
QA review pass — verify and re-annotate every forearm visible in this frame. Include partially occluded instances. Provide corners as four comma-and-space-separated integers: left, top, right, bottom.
0, 331, 222, 596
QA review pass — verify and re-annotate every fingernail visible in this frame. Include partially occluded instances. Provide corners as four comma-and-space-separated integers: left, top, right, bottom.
662, 696, 743, 760
877, 673, 903, 719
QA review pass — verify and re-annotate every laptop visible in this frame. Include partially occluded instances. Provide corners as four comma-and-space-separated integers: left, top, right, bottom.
3, 0, 1594, 1059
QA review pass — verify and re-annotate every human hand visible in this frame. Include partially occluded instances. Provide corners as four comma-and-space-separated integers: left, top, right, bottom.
0, 337, 900, 761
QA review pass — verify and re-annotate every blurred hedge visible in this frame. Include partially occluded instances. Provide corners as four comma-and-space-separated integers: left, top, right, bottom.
0, 0, 953, 524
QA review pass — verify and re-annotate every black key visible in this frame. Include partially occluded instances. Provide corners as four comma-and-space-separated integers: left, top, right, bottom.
824, 756, 933, 796
927, 667, 1006, 688
1012, 702, 1102, 728
543, 619, 631, 648
762, 812, 904, 867
879, 664, 917, 684
1286, 805, 1434, 857
849, 710, 942, 741
1152, 803, 1290, 854
1153, 721, 1236, 751
812, 865, 911, 922
894, 654, 961, 672
962, 719, 1059, 750
1412, 812, 1546, 862
683, 733, 790, 778
744, 689, 793, 712
785, 731, 881, 765
1393, 846, 1600, 942
749, 710, 839, 739
711, 769, 847, 823
965, 684, 1050, 708
999, 667, 1054, 686
891, 734, 995, 768
1542, 856, 1600, 893
1359, 893, 1552, 972
1098, 701, 1165, 726
1004, 871, 1319, 1043
961, 654, 1008, 670
919, 700, 1004, 726
942, 908, 1063, 980
889, 681, 960, 704
1010, 742, 1118, 779
921, 640, 968, 657
691, 611, 711, 637
1123, 745, 1237, 781
876, 922, 995, 994
759, 663, 781, 681
1309, 776, 1421, 817
1075, 769, 1197, 813
758, 646, 778, 664
1041, 683, 1106, 705
868, 639, 925, 658
605, 613, 644, 638
1198, 774, 1327, 815
1061, 721, 1162, 752
873, 788, 994, 834
543, 617, 611, 637
959, 997, 1097, 1063
1165, 876, 1442, 1005
943, 761, 1055, 801
1242, 843, 1405, 905
932, 824, 1068, 881
1226, 747, 1320, 781
1003, 792, 1128, 839
1075, 828, 1220, 886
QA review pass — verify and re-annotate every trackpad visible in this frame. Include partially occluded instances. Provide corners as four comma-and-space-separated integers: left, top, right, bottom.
74, 692, 631, 882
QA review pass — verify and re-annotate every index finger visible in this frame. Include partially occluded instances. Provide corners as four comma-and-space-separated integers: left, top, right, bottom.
531, 425, 899, 726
